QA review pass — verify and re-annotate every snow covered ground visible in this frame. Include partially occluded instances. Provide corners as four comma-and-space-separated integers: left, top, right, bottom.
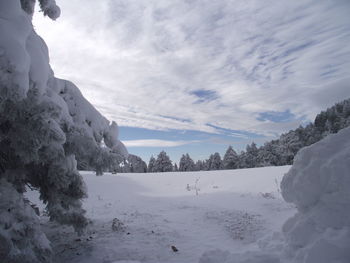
26, 166, 296, 263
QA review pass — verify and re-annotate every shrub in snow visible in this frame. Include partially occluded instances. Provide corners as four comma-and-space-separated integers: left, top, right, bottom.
281, 126, 350, 263
0, 0, 127, 261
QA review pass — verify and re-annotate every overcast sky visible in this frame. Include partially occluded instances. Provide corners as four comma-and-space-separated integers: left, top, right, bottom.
33, 0, 350, 162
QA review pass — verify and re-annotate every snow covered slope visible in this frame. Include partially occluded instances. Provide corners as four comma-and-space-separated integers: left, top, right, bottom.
27, 166, 295, 263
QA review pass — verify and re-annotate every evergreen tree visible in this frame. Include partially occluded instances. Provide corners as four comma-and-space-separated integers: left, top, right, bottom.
209, 152, 223, 170
223, 146, 239, 169
0, 1, 127, 261
123, 154, 147, 173
195, 160, 204, 171
245, 142, 259, 168
148, 156, 156, 172
238, 151, 247, 168
154, 151, 173, 172
179, 153, 195, 171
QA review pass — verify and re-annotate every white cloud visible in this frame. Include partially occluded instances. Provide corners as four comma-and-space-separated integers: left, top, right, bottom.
33, 0, 350, 136
123, 139, 199, 147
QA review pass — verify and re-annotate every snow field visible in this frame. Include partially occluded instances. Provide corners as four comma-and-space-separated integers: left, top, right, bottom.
27, 166, 295, 263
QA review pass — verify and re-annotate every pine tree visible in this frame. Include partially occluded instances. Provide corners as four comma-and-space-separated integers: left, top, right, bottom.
245, 142, 259, 168
121, 154, 147, 173
195, 160, 204, 171
128, 154, 147, 173
148, 156, 156, 172
209, 152, 223, 170
223, 146, 239, 169
179, 153, 195, 171
0, 2, 127, 261
154, 151, 173, 172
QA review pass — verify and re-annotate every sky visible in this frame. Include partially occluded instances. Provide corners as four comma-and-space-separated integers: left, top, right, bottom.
33, 0, 350, 163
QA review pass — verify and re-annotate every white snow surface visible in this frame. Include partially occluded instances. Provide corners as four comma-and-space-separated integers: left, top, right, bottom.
281, 126, 350, 263
26, 166, 295, 263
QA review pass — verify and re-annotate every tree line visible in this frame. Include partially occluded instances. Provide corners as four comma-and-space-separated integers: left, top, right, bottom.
119, 98, 350, 173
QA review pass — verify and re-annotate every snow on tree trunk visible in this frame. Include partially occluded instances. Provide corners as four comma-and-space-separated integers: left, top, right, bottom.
281, 126, 350, 263
0, 0, 127, 261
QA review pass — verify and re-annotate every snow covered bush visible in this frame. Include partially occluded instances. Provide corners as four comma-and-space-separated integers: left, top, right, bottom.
0, 0, 127, 261
281, 126, 350, 263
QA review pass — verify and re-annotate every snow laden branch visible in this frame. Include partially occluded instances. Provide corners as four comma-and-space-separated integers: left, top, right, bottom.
20, 0, 61, 20
0, 0, 127, 262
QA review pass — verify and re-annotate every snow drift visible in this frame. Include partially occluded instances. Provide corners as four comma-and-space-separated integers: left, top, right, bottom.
199, 127, 350, 263
281, 126, 350, 262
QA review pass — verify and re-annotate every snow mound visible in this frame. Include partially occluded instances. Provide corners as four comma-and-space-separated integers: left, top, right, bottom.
281, 126, 350, 262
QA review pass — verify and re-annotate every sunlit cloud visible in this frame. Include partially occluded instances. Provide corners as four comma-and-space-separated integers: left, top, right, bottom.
33, 0, 350, 137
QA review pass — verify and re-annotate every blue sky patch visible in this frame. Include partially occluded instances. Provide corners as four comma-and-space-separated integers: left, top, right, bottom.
119, 125, 269, 163
257, 110, 295, 123
190, 90, 219, 103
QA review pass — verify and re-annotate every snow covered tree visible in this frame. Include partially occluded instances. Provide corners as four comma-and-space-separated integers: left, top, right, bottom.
173, 163, 179, 172
179, 153, 195, 171
257, 141, 280, 166
223, 146, 239, 169
127, 154, 147, 173
90, 146, 122, 175
0, 1, 127, 261
147, 156, 156, 172
154, 151, 173, 172
244, 142, 259, 168
20, 0, 61, 20
208, 152, 223, 170
202, 158, 211, 171
195, 160, 204, 171
237, 151, 247, 168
